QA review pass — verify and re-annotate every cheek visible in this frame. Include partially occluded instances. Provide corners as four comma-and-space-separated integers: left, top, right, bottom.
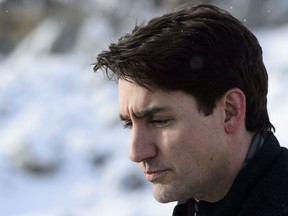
171, 123, 222, 166
194, 123, 228, 171
156, 116, 225, 164
159, 128, 198, 163
154, 129, 185, 166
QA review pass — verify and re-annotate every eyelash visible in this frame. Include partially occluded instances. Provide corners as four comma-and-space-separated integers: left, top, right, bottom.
122, 119, 170, 129
123, 121, 133, 129
151, 119, 169, 126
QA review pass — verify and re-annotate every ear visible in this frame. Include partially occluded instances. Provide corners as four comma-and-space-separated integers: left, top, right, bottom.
223, 88, 246, 134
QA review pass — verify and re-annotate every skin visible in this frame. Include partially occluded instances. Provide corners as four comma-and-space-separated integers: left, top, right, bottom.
118, 79, 253, 203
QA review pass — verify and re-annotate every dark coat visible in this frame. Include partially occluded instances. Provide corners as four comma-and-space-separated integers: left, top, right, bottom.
172, 132, 288, 216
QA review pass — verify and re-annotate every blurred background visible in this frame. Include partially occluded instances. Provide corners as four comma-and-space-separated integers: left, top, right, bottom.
0, 0, 287, 215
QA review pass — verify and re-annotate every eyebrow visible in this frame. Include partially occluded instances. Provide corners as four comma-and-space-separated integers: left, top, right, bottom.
119, 106, 170, 121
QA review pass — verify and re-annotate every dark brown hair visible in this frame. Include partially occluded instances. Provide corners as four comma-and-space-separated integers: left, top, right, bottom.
94, 4, 274, 132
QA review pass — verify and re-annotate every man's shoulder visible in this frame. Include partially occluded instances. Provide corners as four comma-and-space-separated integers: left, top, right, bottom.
264, 146, 288, 185
241, 146, 288, 215
279, 146, 288, 162
254, 144, 288, 197
262, 146, 288, 193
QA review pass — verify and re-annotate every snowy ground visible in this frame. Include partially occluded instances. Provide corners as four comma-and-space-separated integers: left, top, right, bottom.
0, 6, 287, 216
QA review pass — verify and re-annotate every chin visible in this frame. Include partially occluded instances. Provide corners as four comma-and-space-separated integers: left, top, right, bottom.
152, 185, 180, 203
154, 195, 174, 203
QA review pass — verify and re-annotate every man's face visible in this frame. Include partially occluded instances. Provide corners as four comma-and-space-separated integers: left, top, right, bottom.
118, 79, 232, 203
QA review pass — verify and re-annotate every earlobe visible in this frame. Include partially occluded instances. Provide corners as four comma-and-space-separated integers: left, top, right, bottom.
224, 88, 246, 134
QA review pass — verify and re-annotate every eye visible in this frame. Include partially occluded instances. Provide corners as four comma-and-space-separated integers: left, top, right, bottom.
122, 120, 133, 129
151, 119, 170, 127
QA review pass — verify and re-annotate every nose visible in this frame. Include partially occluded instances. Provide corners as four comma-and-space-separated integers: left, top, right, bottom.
129, 126, 157, 163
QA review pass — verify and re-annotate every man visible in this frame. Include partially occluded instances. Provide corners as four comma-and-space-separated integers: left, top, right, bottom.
94, 4, 288, 216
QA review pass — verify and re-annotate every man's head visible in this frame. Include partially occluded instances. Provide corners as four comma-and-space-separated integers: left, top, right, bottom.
95, 3, 274, 133
94, 4, 274, 203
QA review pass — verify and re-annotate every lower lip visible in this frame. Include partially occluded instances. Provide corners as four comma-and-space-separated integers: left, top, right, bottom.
145, 170, 169, 182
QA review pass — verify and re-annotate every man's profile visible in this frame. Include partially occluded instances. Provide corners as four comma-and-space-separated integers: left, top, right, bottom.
94, 4, 288, 215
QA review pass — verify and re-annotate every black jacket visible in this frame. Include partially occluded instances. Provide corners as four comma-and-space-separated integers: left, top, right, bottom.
172, 132, 288, 216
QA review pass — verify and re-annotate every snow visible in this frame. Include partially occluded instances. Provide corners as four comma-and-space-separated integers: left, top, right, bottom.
255, 26, 288, 145
0, 3, 287, 216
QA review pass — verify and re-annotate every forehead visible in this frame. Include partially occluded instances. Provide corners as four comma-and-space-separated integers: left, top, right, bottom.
118, 79, 160, 110
118, 79, 198, 116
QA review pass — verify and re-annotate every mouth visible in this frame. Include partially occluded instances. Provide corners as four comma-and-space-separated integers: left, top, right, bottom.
144, 169, 170, 182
